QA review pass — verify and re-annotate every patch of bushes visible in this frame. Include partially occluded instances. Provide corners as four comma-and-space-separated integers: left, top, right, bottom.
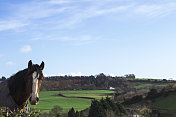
68, 107, 79, 117
140, 107, 160, 117
88, 97, 126, 117
123, 95, 143, 105
0, 105, 64, 117
0, 107, 41, 117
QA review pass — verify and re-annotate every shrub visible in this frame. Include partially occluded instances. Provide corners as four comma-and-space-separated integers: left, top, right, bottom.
123, 95, 143, 105
88, 99, 106, 117
68, 107, 79, 117
49, 105, 62, 117
146, 88, 158, 100
88, 97, 126, 117
0, 107, 41, 117
140, 107, 160, 117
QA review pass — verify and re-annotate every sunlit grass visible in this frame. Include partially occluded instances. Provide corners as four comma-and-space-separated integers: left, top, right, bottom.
153, 92, 176, 114
29, 90, 114, 112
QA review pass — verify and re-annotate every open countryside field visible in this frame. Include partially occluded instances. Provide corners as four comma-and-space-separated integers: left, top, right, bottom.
29, 90, 115, 112
133, 83, 168, 89
153, 92, 176, 115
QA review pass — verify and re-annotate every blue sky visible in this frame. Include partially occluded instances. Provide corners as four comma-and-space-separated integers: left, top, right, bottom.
1, 0, 176, 79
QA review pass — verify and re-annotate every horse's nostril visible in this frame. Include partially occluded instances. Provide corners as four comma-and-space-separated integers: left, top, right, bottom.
36, 97, 39, 102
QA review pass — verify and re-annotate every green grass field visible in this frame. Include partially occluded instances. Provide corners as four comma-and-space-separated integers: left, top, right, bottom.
153, 92, 176, 114
29, 90, 114, 112
134, 83, 167, 89
134, 83, 153, 89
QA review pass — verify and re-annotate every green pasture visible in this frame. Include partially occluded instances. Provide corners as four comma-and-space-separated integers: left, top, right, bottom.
134, 83, 153, 89
134, 83, 167, 89
153, 92, 176, 114
57, 90, 114, 99
29, 90, 114, 112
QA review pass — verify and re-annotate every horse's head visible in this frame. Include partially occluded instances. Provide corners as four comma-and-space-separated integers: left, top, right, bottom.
27, 60, 44, 105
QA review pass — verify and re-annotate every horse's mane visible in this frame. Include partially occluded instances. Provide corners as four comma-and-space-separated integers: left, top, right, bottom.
8, 68, 29, 95
10, 68, 28, 80
8, 65, 40, 95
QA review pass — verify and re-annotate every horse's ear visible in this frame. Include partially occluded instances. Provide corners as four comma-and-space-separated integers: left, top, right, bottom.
28, 60, 33, 70
40, 61, 44, 70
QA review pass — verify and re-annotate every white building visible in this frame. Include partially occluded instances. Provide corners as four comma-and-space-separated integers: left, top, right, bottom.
109, 87, 115, 90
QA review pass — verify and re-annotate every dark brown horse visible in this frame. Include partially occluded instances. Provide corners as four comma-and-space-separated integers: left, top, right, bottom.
0, 60, 44, 111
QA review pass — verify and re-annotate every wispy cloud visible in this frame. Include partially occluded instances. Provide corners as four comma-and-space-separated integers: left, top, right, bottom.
20, 45, 32, 53
0, 0, 73, 31
134, 2, 176, 18
6, 61, 16, 66
42, 1, 176, 27
33, 35, 101, 46
48, 35, 94, 41
16, 4, 72, 20
61, 4, 132, 27
94, 5, 132, 15
0, 20, 28, 31
48, 0, 71, 4
1, 0, 176, 32
30, 34, 99, 41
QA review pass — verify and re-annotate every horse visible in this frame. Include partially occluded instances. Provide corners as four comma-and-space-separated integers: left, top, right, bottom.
0, 60, 44, 111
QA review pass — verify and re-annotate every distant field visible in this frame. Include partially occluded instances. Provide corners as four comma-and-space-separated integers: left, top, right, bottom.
153, 92, 176, 114
134, 83, 153, 89
133, 83, 168, 89
29, 90, 115, 112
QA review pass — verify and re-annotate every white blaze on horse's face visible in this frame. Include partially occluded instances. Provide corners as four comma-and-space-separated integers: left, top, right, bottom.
31, 71, 39, 104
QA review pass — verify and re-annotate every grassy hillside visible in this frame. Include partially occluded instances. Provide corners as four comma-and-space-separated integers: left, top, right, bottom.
153, 92, 176, 115
29, 90, 114, 112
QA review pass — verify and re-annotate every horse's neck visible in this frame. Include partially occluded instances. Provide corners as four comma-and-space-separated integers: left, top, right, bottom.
8, 73, 30, 108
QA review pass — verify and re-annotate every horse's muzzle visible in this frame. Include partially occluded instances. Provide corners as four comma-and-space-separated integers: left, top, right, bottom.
29, 97, 39, 105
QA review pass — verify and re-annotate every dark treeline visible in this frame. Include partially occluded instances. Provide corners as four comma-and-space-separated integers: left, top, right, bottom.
41, 73, 175, 91
128, 79, 176, 83
42, 73, 134, 91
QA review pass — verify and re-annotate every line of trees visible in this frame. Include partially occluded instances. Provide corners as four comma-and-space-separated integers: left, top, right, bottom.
42, 73, 134, 91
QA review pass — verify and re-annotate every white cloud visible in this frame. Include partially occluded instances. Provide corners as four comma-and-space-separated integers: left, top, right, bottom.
94, 5, 132, 15
58, 4, 133, 27
133, 2, 176, 18
0, 0, 134, 31
70, 72, 82, 76
6, 61, 16, 66
48, 35, 94, 41
44, 35, 101, 46
109, 73, 116, 77
0, 20, 28, 31
20, 45, 32, 53
1, 0, 176, 32
48, 0, 71, 4
44, 73, 66, 77
59, 73, 66, 76
17, 5, 72, 20
0, 1, 73, 32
